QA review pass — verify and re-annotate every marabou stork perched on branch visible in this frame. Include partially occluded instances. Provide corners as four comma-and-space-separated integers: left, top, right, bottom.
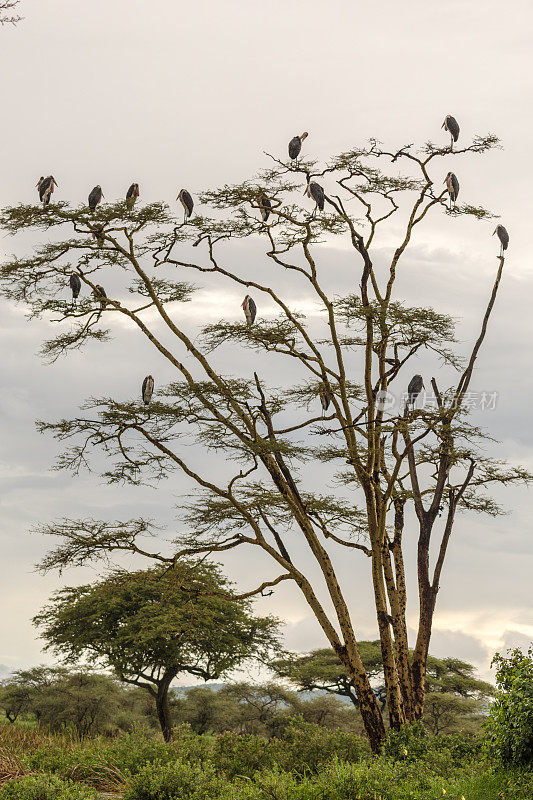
69, 273, 81, 305
444, 172, 459, 210
177, 189, 194, 223
318, 383, 331, 416
442, 115, 460, 150
126, 182, 139, 211
406, 374, 425, 412
142, 375, 154, 405
93, 284, 107, 309
493, 224, 509, 257
37, 176, 58, 206
88, 186, 104, 212
242, 295, 257, 326
92, 225, 105, 247
288, 131, 308, 162
305, 178, 325, 214
259, 194, 272, 223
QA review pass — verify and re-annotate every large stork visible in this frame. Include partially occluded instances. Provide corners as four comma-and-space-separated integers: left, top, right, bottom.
92, 225, 105, 247
69, 273, 81, 305
37, 175, 58, 206
259, 194, 272, 223
305, 178, 325, 214
142, 375, 154, 405
288, 131, 308, 162
126, 182, 140, 211
88, 186, 104, 212
406, 374, 425, 411
242, 295, 257, 326
442, 115, 460, 150
177, 189, 194, 223
93, 284, 107, 309
318, 383, 331, 416
444, 172, 460, 210
493, 224, 509, 257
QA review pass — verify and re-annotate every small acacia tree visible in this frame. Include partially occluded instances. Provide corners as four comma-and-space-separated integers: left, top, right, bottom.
34, 562, 280, 741
272, 643, 384, 710
0, 666, 126, 735
1, 129, 529, 751
272, 647, 493, 731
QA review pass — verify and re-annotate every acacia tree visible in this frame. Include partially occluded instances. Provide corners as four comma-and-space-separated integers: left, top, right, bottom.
0, 130, 529, 751
34, 562, 280, 741
272, 647, 493, 729
272, 643, 384, 710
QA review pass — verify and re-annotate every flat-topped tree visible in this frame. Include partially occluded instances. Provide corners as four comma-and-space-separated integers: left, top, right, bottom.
34, 561, 280, 742
271, 647, 494, 728
271, 643, 384, 711
1, 130, 530, 752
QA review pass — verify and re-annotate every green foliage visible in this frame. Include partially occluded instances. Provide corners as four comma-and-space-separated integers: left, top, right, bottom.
486, 647, 533, 767
33, 561, 280, 740
279, 718, 368, 771
1, 722, 533, 800
0, 774, 97, 800
271, 642, 382, 701
0, 668, 131, 735
210, 720, 367, 779
123, 759, 225, 800
273, 648, 491, 736
106, 726, 211, 775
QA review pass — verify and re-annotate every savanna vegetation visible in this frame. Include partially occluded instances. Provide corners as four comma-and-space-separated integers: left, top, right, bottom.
0, 647, 531, 799
0, 70, 531, 795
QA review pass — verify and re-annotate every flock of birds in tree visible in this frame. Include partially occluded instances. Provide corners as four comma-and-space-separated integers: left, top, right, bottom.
36, 116, 509, 413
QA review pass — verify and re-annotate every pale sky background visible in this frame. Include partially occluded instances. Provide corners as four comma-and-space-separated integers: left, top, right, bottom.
0, 0, 532, 684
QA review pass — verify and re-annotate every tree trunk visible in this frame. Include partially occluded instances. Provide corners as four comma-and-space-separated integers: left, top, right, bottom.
155, 672, 175, 743
338, 646, 387, 753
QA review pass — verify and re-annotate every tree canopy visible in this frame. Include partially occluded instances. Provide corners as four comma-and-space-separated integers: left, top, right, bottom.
34, 561, 280, 740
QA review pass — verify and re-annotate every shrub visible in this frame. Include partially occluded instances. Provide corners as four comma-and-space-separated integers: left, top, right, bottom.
383, 720, 431, 761
211, 732, 280, 779
280, 719, 367, 772
222, 770, 319, 800
211, 720, 366, 779
486, 647, 533, 767
0, 774, 97, 799
123, 758, 226, 800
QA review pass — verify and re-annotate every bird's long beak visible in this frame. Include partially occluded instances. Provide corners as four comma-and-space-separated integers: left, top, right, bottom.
54, 179, 59, 187
441, 122, 445, 129
492, 228, 496, 235
101, 193, 105, 199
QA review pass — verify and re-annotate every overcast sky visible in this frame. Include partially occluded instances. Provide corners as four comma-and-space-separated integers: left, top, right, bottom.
0, 0, 532, 684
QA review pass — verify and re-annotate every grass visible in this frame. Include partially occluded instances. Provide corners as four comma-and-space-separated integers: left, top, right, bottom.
0, 720, 530, 800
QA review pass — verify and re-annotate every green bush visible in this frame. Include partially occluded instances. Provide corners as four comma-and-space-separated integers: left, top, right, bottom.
123, 758, 226, 800
280, 719, 367, 772
107, 726, 211, 774
222, 770, 318, 800
211, 720, 366, 779
211, 731, 280, 779
486, 647, 533, 767
383, 720, 432, 761
24, 726, 210, 786
0, 774, 98, 799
